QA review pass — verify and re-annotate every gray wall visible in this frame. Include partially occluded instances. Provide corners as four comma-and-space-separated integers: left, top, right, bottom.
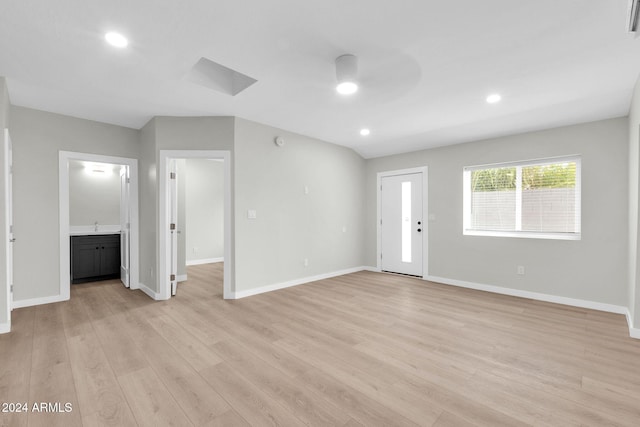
629, 75, 640, 328
10, 106, 139, 301
69, 160, 121, 226
233, 118, 366, 292
185, 159, 224, 263
138, 118, 157, 291
366, 117, 629, 306
0, 77, 8, 128
0, 77, 9, 327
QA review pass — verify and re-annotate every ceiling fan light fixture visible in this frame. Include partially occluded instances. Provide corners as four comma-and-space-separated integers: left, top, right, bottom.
105, 32, 128, 48
335, 54, 358, 95
486, 93, 502, 104
337, 81, 358, 95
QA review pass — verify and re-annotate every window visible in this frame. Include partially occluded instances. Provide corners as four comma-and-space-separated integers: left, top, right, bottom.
463, 156, 581, 240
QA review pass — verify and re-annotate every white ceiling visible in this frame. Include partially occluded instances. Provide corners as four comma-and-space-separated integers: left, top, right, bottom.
1, 1, 639, 158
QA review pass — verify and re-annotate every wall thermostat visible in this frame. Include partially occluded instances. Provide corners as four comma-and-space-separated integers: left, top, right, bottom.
275, 136, 285, 147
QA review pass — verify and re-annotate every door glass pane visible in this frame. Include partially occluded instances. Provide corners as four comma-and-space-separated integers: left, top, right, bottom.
402, 181, 411, 263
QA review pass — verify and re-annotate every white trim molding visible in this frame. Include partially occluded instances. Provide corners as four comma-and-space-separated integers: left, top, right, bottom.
627, 309, 640, 339
138, 282, 161, 300
159, 150, 232, 300
177, 274, 188, 282
59, 151, 141, 302
186, 257, 223, 266
0, 322, 9, 334
13, 294, 68, 309
231, 266, 367, 299
426, 275, 627, 315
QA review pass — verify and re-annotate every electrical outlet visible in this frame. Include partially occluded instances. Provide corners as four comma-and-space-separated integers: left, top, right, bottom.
304, 258, 309, 267
193, 246, 198, 254
517, 265, 525, 275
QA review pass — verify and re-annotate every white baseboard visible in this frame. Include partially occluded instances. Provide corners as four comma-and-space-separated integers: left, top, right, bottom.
426, 275, 640, 339
12, 294, 68, 309
232, 266, 366, 299
186, 257, 223, 266
138, 282, 161, 300
362, 266, 381, 273
426, 275, 628, 315
0, 322, 9, 334
177, 274, 187, 282
627, 309, 640, 339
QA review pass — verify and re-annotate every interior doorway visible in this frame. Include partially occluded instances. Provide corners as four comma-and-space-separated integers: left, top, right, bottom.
59, 151, 139, 300
159, 150, 232, 300
377, 167, 428, 278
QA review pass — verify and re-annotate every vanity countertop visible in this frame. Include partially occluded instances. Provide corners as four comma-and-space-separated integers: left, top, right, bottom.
70, 230, 121, 236
69, 225, 121, 236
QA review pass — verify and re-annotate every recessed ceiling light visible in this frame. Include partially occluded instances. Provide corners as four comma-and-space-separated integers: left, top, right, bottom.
337, 81, 358, 95
360, 128, 370, 136
486, 93, 502, 104
105, 32, 128, 48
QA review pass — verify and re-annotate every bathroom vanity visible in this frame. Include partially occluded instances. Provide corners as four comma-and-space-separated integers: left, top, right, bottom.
70, 233, 121, 284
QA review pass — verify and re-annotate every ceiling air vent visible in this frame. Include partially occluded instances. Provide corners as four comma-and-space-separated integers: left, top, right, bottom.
187, 57, 257, 96
628, 0, 640, 32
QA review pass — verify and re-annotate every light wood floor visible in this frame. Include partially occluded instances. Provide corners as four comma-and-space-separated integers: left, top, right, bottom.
2, 264, 640, 426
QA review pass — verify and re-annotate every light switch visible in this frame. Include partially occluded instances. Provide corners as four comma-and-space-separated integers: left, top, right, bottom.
247, 209, 257, 219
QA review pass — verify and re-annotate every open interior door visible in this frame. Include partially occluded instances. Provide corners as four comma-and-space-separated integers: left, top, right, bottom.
169, 160, 178, 296
119, 165, 130, 287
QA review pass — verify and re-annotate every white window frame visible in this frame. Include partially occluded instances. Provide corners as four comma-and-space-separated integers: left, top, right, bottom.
463, 155, 581, 240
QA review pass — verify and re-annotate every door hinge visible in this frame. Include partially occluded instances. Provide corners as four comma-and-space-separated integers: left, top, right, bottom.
170, 274, 176, 281
9, 225, 13, 233
126, 177, 130, 184
10, 285, 13, 293
380, 253, 383, 259
170, 223, 176, 230
170, 172, 176, 179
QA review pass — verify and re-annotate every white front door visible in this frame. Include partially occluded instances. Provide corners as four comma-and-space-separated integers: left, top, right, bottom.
119, 166, 130, 287
4, 129, 13, 311
381, 172, 423, 276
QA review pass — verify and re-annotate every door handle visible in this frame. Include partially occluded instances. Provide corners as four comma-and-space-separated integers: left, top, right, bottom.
417, 228, 422, 232
9, 238, 15, 242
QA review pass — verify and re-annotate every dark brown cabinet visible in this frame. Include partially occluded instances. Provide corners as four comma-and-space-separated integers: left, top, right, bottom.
71, 234, 120, 284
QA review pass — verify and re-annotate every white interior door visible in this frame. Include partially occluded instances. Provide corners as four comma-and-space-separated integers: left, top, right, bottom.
169, 160, 178, 296
119, 166, 130, 287
4, 129, 13, 310
381, 172, 423, 276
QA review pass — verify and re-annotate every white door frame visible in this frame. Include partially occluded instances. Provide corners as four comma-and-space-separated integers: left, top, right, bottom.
159, 150, 232, 300
3, 129, 12, 333
59, 151, 140, 300
377, 166, 428, 279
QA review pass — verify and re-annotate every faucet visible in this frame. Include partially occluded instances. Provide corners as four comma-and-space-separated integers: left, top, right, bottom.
94, 221, 98, 232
